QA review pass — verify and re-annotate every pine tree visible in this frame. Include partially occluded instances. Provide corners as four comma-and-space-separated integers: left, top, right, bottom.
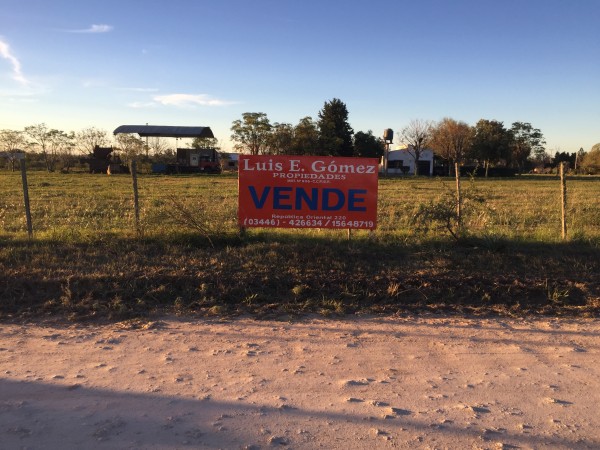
317, 98, 354, 157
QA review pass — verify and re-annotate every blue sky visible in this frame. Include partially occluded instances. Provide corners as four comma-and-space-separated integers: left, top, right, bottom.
1, 0, 599, 153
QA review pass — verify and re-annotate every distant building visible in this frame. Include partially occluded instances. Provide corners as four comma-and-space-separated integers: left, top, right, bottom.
381, 147, 434, 176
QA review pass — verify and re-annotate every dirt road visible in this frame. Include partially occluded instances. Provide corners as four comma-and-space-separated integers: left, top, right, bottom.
1, 315, 599, 449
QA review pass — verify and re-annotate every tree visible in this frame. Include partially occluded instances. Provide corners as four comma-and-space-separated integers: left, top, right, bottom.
400, 119, 434, 176
75, 127, 109, 156
24, 124, 76, 172
430, 118, 473, 175
531, 148, 551, 166
291, 116, 319, 155
317, 98, 354, 157
532, 145, 548, 163
575, 147, 586, 172
147, 136, 172, 158
47, 129, 75, 172
552, 151, 576, 169
268, 122, 294, 155
469, 120, 511, 177
191, 136, 219, 150
24, 123, 54, 172
353, 130, 385, 158
230, 112, 272, 155
114, 133, 144, 165
0, 129, 27, 171
580, 144, 600, 174
509, 122, 546, 174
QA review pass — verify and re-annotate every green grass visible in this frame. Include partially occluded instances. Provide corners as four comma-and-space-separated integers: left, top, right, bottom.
378, 175, 600, 241
2, 171, 599, 241
1, 171, 599, 321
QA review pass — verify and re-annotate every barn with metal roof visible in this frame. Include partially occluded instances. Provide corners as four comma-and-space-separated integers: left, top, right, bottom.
113, 125, 214, 139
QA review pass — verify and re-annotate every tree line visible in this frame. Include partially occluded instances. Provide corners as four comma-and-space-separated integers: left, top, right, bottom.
2, 97, 599, 174
0, 124, 187, 172
230, 99, 385, 160
0, 125, 110, 172
231, 98, 600, 175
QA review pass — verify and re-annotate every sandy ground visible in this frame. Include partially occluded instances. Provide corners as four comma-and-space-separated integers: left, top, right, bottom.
1, 315, 600, 450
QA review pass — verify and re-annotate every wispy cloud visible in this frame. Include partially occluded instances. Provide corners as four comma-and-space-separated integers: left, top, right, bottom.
127, 93, 235, 109
153, 93, 234, 107
0, 38, 29, 85
63, 24, 113, 33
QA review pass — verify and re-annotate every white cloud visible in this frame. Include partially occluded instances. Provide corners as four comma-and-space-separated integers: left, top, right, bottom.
89, 24, 113, 33
0, 38, 29, 85
153, 93, 233, 107
64, 24, 113, 33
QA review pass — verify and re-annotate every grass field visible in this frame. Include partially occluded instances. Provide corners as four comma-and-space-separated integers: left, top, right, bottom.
1, 171, 599, 320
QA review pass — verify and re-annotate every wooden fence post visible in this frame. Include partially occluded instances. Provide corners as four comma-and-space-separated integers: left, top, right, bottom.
455, 162, 462, 232
20, 158, 33, 239
130, 159, 141, 236
560, 162, 567, 240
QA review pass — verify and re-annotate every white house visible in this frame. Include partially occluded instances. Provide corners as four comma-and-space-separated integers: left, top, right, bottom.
380, 146, 434, 176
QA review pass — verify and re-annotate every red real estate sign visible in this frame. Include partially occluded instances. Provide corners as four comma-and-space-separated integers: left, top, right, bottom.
238, 155, 378, 229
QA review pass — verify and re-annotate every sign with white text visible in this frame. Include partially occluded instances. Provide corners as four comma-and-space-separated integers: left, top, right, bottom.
238, 155, 378, 229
